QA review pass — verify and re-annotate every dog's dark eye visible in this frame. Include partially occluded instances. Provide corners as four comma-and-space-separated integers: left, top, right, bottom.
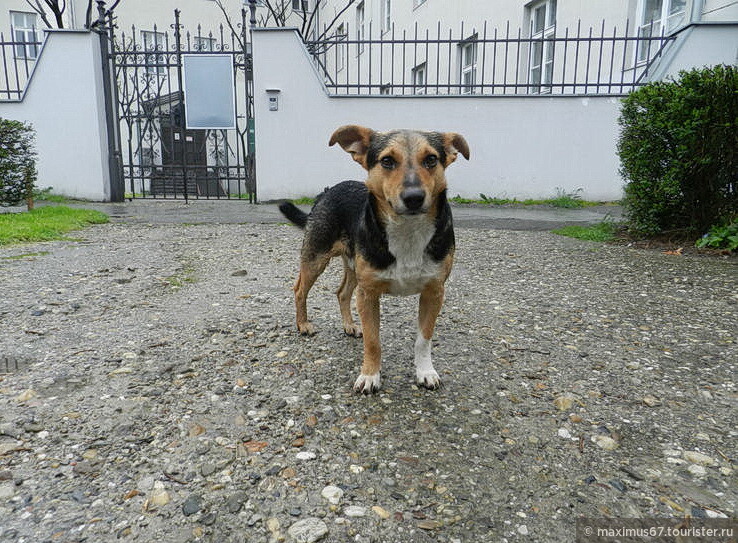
423, 155, 439, 169
380, 156, 396, 170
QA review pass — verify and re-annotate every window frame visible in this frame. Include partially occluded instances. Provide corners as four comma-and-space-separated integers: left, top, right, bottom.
636, 0, 686, 63
141, 30, 168, 76
292, 0, 309, 12
194, 36, 218, 52
10, 11, 40, 60
336, 23, 347, 72
356, 1, 365, 55
412, 62, 427, 94
381, 0, 391, 34
458, 35, 478, 95
528, 0, 556, 94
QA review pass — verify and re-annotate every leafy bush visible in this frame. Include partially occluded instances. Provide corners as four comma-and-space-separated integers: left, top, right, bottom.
0, 118, 36, 207
618, 65, 738, 236
695, 221, 738, 252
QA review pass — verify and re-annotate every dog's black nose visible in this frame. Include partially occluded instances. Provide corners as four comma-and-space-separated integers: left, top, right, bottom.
401, 188, 426, 212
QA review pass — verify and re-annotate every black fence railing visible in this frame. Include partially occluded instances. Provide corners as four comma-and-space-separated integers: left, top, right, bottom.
109, 10, 255, 201
305, 20, 676, 96
0, 31, 43, 100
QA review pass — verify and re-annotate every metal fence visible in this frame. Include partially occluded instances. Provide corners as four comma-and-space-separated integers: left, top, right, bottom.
305, 20, 676, 96
109, 9, 255, 201
0, 30, 43, 101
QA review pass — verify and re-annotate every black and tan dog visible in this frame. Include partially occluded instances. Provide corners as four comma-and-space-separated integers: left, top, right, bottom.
279, 125, 469, 393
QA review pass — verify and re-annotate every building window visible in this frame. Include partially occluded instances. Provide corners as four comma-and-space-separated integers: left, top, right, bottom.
637, 0, 686, 62
11, 11, 39, 60
528, 0, 556, 93
413, 62, 427, 94
356, 1, 365, 54
459, 36, 477, 95
381, 0, 391, 34
292, 0, 309, 11
336, 23, 347, 71
194, 36, 217, 52
141, 30, 167, 75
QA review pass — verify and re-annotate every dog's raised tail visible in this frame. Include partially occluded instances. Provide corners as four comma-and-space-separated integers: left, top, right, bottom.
279, 202, 309, 229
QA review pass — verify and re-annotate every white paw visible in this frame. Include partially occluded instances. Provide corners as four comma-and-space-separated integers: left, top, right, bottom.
353, 373, 381, 394
416, 368, 442, 390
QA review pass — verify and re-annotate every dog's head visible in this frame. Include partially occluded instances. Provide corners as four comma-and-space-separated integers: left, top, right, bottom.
329, 125, 469, 216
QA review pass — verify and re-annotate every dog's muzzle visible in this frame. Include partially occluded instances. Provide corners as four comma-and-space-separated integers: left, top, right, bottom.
400, 187, 426, 214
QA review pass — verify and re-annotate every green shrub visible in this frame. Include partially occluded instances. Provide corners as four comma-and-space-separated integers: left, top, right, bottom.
0, 119, 36, 207
695, 221, 738, 252
617, 65, 738, 236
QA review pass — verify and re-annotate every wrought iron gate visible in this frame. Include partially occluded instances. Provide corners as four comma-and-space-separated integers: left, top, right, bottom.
107, 9, 255, 201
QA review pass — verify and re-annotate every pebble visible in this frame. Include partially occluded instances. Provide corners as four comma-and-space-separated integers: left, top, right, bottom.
296, 451, 317, 461
0, 482, 16, 499
372, 505, 391, 519
518, 525, 529, 535
642, 394, 661, 407
147, 485, 170, 508
688, 464, 707, 477
226, 491, 247, 513
321, 485, 344, 505
683, 451, 717, 467
182, 493, 203, 516
417, 520, 442, 530
266, 518, 280, 533
553, 394, 575, 411
557, 428, 572, 439
287, 517, 328, 543
592, 435, 619, 450
343, 505, 367, 517
14, 389, 36, 403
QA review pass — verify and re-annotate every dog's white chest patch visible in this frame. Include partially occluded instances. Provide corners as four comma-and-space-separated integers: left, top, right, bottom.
377, 217, 440, 296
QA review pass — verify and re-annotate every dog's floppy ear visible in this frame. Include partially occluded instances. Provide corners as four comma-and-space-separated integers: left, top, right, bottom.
442, 133, 470, 166
329, 125, 375, 169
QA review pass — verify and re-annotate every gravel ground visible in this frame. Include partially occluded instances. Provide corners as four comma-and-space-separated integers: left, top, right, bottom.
0, 218, 736, 543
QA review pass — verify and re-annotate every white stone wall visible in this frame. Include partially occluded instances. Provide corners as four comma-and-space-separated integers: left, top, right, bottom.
0, 31, 111, 200
252, 28, 624, 202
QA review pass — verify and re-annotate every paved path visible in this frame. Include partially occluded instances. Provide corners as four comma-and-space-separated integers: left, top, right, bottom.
62, 199, 622, 231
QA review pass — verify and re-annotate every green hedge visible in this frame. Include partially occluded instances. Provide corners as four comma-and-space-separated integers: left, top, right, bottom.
617, 65, 738, 236
0, 118, 36, 207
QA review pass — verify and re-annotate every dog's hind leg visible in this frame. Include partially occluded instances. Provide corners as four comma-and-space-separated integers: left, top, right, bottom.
294, 253, 330, 336
336, 256, 362, 337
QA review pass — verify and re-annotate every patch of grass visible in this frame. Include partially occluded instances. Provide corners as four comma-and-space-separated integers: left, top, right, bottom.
450, 190, 606, 208
33, 187, 69, 203
549, 188, 585, 209
290, 197, 315, 206
1, 251, 50, 260
0, 206, 109, 246
163, 264, 197, 288
553, 220, 618, 242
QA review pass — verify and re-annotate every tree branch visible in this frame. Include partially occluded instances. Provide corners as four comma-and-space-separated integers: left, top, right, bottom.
315, 0, 356, 41
212, 0, 245, 50
24, 0, 54, 29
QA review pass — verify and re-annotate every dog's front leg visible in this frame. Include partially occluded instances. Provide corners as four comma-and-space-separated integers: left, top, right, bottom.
416, 281, 444, 389
354, 285, 382, 393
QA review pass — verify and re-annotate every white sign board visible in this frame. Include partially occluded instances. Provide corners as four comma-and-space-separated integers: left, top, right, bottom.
182, 54, 236, 130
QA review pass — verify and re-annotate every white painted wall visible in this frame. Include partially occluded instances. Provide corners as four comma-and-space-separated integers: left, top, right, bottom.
652, 24, 738, 80
252, 28, 624, 202
0, 30, 110, 200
